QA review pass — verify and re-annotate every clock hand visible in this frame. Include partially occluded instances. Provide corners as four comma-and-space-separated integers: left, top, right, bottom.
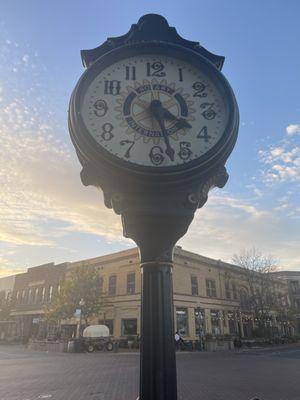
162, 108, 192, 129
150, 100, 175, 161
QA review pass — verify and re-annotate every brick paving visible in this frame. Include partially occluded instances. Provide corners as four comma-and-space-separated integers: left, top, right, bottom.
0, 345, 300, 400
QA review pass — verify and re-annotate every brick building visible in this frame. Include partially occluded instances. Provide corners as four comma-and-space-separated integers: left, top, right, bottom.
10, 262, 68, 341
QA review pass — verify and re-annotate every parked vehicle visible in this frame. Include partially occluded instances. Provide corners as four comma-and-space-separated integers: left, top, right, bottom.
82, 325, 114, 352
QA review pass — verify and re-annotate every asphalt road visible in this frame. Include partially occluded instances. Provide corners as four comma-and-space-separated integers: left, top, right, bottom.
0, 345, 300, 400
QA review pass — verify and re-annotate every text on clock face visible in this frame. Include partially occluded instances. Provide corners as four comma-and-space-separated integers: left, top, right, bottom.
82, 55, 229, 167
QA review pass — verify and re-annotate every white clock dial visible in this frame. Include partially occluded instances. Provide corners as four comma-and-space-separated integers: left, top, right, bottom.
81, 55, 229, 168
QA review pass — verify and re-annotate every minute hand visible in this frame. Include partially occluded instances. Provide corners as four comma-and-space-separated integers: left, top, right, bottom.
150, 101, 175, 161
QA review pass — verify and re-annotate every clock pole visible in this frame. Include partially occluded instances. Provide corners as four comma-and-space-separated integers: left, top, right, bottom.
121, 203, 196, 400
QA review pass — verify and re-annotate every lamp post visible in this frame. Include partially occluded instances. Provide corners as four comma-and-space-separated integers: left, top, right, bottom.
77, 298, 85, 339
68, 14, 239, 400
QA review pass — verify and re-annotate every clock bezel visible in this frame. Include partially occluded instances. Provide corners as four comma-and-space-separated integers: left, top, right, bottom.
69, 41, 239, 184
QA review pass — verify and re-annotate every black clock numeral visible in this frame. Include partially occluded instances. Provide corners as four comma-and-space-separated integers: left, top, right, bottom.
125, 66, 136, 80
192, 81, 207, 98
93, 99, 108, 117
200, 103, 216, 120
104, 80, 121, 95
178, 141, 192, 161
146, 62, 166, 77
178, 68, 183, 82
149, 146, 164, 165
197, 126, 211, 142
100, 123, 114, 141
120, 140, 135, 158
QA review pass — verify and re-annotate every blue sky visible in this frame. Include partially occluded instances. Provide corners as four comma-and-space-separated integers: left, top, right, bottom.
0, 0, 299, 276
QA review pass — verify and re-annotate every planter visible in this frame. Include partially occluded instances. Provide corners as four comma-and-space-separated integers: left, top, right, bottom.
205, 338, 234, 351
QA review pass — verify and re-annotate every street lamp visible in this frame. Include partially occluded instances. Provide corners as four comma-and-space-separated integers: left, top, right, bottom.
77, 298, 85, 339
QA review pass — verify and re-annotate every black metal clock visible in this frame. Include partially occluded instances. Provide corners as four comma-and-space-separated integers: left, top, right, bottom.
69, 15, 239, 194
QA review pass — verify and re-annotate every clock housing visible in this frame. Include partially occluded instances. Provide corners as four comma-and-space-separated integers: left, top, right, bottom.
69, 42, 239, 190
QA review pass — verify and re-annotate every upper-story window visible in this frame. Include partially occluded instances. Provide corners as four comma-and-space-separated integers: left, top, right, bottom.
206, 279, 217, 298
28, 289, 33, 304
48, 286, 53, 302
294, 299, 300, 310
290, 280, 300, 294
232, 282, 238, 300
127, 273, 135, 294
99, 276, 104, 294
239, 288, 250, 310
34, 288, 39, 303
191, 276, 198, 296
225, 280, 231, 299
108, 275, 117, 296
41, 287, 45, 303
21, 290, 26, 304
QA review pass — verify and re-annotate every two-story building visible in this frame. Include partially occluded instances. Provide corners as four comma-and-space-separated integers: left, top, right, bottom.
1, 247, 295, 342
10, 262, 68, 340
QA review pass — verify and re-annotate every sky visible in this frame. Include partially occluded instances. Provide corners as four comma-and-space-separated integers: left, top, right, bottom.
0, 0, 299, 277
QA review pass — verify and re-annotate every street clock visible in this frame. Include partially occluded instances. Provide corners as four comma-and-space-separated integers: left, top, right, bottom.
69, 15, 239, 195
68, 15, 240, 400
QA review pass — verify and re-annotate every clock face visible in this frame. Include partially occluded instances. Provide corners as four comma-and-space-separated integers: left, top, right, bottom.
80, 54, 230, 168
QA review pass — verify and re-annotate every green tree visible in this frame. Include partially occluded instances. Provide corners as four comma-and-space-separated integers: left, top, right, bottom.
45, 266, 104, 326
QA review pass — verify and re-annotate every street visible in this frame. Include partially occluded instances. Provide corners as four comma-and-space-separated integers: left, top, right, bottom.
0, 345, 300, 400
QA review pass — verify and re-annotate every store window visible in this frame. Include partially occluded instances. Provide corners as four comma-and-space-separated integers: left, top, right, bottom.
127, 273, 135, 294
108, 276, 117, 295
98, 319, 114, 335
227, 311, 237, 335
176, 307, 189, 336
210, 309, 221, 336
191, 276, 198, 296
206, 279, 217, 298
194, 308, 205, 336
121, 318, 137, 336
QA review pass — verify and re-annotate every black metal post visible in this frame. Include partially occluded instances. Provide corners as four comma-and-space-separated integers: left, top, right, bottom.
140, 261, 177, 400
122, 211, 194, 400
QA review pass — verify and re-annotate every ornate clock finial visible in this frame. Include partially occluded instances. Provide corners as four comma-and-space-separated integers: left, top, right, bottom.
81, 14, 225, 70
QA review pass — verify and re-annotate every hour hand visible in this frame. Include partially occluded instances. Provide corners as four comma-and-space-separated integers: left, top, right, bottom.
162, 108, 192, 129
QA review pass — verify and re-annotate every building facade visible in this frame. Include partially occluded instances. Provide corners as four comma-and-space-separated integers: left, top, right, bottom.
1, 247, 296, 342
10, 262, 68, 341
272, 271, 300, 335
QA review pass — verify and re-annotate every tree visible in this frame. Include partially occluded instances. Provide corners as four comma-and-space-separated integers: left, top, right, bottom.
45, 266, 105, 326
0, 291, 13, 321
232, 248, 282, 334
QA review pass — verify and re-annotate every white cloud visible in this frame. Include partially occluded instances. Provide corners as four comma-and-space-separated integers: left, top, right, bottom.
259, 143, 300, 183
180, 191, 300, 270
286, 124, 300, 136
